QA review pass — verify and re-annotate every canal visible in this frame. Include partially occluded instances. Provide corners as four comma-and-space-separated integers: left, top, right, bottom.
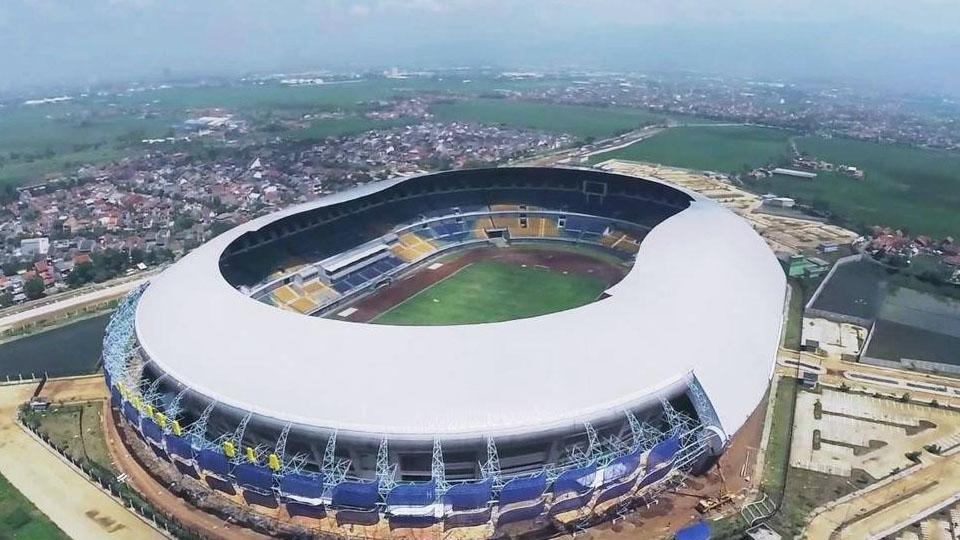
0, 313, 110, 380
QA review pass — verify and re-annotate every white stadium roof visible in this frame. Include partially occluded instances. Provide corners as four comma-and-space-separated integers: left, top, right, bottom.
135, 173, 786, 442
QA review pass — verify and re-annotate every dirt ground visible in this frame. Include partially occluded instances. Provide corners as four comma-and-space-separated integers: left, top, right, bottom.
338, 246, 629, 323
0, 378, 164, 540
595, 397, 766, 539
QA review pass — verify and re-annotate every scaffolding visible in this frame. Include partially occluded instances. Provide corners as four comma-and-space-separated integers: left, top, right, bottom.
376, 437, 397, 493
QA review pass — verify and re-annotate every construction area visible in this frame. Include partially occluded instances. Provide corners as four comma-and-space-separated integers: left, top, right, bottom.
791, 389, 960, 479
597, 160, 858, 256
769, 317, 960, 538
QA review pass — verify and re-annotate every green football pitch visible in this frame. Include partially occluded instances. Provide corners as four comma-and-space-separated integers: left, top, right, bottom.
372, 260, 609, 326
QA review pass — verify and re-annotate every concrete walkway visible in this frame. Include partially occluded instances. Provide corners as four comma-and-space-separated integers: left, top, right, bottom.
0, 380, 165, 540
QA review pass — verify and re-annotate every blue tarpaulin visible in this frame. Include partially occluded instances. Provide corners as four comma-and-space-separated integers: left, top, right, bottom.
197, 449, 231, 476
443, 479, 492, 511
386, 481, 436, 507
280, 473, 324, 499
602, 448, 642, 484
595, 478, 635, 506
331, 480, 380, 510
648, 435, 681, 469
496, 502, 545, 526
637, 463, 672, 489
553, 465, 597, 496
286, 502, 325, 518
163, 434, 194, 460
141, 418, 163, 443
499, 474, 547, 505
234, 463, 274, 491
549, 492, 593, 515
122, 402, 140, 429
676, 521, 711, 540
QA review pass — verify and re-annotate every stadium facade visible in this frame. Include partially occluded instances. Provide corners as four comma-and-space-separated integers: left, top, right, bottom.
103, 167, 785, 531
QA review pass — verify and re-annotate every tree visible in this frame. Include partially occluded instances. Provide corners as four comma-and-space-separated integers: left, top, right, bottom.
66, 262, 94, 288
209, 221, 234, 238
0, 290, 13, 308
23, 275, 45, 300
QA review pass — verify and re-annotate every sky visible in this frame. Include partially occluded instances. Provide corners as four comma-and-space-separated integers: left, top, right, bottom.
1, 0, 959, 95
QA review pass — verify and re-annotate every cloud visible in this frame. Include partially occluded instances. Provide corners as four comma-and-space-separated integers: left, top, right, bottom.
0, 0, 958, 94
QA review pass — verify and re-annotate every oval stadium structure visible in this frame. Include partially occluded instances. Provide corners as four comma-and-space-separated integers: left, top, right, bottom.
102, 167, 785, 533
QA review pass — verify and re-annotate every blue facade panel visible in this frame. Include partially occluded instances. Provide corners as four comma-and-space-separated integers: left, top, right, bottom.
648, 435, 681, 469
163, 434, 194, 460
197, 449, 231, 477
496, 502, 545, 526
602, 448, 642, 484
498, 474, 547, 505
386, 481, 436, 506
331, 480, 380, 510
549, 491, 594, 515
280, 473, 324, 499
121, 402, 141, 429
595, 478, 635, 506
109, 386, 122, 406
553, 465, 597, 497
287, 502, 326, 519
141, 418, 163, 443
637, 462, 672, 490
234, 463, 274, 491
443, 479, 492, 511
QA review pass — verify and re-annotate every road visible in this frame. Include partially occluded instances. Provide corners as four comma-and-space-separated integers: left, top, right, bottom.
805, 450, 960, 539
0, 274, 152, 334
0, 378, 165, 540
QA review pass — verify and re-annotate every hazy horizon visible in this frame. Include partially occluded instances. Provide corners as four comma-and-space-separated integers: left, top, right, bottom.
2, 0, 959, 96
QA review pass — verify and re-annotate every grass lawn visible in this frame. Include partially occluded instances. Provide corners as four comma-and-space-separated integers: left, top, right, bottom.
29, 401, 115, 474
765, 136, 960, 239
761, 378, 798, 502
0, 472, 68, 540
782, 281, 806, 350
431, 99, 667, 139
589, 125, 794, 172
373, 260, 608, 325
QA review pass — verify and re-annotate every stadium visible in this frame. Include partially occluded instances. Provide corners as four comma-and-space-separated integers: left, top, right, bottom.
102, 167, 786, 535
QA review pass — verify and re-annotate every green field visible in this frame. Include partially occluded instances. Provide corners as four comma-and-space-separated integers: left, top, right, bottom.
589, 125, 793, 172
590, 125, 960, 239
0, 472, 68, 540
30, 402, 115, 474
766, 137, 960, 239
0, 103, 176, 186
373, 260, 608, 325
109, 77, 559, 113
432, 99, 667, 139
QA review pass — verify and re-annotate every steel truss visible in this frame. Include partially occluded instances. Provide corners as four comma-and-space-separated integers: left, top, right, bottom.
431, 438, 448, 493
686, 376, 724, 432
321, 431, 350, 488
104, 285, 719, 510
480, 437, 503, 489
163, 388, 189, 432
376, 437, 397, 494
